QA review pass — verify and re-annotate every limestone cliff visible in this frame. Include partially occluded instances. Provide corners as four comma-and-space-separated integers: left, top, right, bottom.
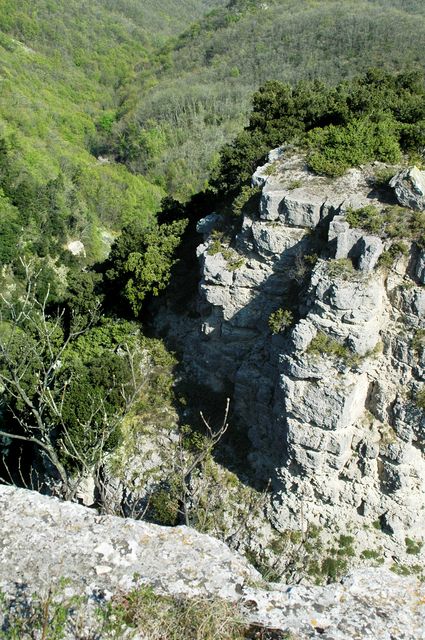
158, 149, 425, 564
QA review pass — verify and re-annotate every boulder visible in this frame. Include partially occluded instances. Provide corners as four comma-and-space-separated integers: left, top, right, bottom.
202, 252, 234, 286
66, 240, 85, 256
259, 189, 287, 220
390, 166, 425, 211
196, 213, 223, 235
358, 235, 384, 271
280, 190, 323, 228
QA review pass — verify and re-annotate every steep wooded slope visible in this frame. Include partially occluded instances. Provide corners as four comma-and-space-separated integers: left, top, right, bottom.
114, 0, 425, 199
0, 0, 224, 262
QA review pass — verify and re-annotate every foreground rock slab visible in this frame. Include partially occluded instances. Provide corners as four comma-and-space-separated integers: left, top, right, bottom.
1, 486, 424, 639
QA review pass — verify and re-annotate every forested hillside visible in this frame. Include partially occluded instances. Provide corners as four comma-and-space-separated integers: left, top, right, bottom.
0, 0, 224, 265
112, 0, 425, 199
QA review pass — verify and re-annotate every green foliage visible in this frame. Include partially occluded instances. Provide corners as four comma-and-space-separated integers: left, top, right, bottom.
231, 185, 261, 217
116, 0, 425, 198
306, 532, 359, 583
384, 206, 425, 245
0, 262, 179, 491
106, 219, 188, 316
0, 581, 248, 640
102, 585, 247, 640
320, 557, 348, 581
346, 205, 383, 234
0, 580, 79, 640
268, 308, 294, 334
210, 69, 425, 207
0, 0, 201, 265
63, 269, 103, 318
0, 189, 21, 264
149, 487, 180, 526
346, 203, 425, 246
373, 166, 397, 188
337, 535, 355, 557
412, 329, 425, 356
405, 537, 423, 555
326, 258, 356, 279
307, 115, 401, 176
287, 179, 303, 190
361, 549, 382, 560
308, 331, 357, 366
0, 133, 162, 265
378, 241, 409, 268
415, 387, 425, 410
207, 230, 227, 256
206, 230, 244, 270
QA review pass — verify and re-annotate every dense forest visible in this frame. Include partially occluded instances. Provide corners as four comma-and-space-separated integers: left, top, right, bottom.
1, 0, 425, 526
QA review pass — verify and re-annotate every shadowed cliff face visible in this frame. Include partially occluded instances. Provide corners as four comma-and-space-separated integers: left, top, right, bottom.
1, 485, 424, 639
157, 150, 425, 548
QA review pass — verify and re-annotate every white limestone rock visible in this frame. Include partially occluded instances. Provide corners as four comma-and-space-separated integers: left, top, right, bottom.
157, 151, 425, 560
1, 486, 424, 640
259, 189, 287, 220
390, 166, 425, 211
202, 251, 234, 286
280, 189, 323, 228
357, 235, 384, 271
282, 372, 369, 432
196, 213, 223, 236
251, 220, 307, 257
415, 250, 425, 284
66, 240, 85, 256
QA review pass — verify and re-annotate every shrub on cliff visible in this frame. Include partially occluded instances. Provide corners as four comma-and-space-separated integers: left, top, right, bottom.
213, 69, 425, 197
307, 115, 401, 177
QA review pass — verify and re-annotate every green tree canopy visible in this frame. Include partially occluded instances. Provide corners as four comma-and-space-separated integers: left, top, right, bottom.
106, 219, 188, 316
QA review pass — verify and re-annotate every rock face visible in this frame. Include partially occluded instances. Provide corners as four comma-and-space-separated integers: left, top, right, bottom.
158, 151, 425, 553
1, 485, 424, 640
390, 166, 425, 211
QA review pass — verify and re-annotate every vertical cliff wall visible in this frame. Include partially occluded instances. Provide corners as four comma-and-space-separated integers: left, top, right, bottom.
158, 150, 425, 550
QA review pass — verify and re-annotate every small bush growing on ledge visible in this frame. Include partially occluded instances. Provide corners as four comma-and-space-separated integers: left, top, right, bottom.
307, 115, 401, 177
268, 308, 294, 334
207, 232, 244, 271
405, 537, 423, 555
372, 166, 397, 189
104, 585, 247, 640
307, 332, 358, 366
346, 205, 382, 234
412, 329, 425, 356
378, 241, 409, 269
415, 387, 425, 410
326, 258, 356, 279
232, 186, 261, 217
345, 204, 425, 246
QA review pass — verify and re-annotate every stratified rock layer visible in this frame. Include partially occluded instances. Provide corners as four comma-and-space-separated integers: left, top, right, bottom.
1, 485, 424, 640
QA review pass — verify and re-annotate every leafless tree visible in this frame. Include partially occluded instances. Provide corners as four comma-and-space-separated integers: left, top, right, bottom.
172, 398, 230, 527
0, 260, 144, 504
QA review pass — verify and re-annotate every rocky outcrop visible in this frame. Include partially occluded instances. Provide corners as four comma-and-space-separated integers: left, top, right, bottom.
158, 150, 425, 561
390, 166, 425, 211
1, 485, 424, 640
